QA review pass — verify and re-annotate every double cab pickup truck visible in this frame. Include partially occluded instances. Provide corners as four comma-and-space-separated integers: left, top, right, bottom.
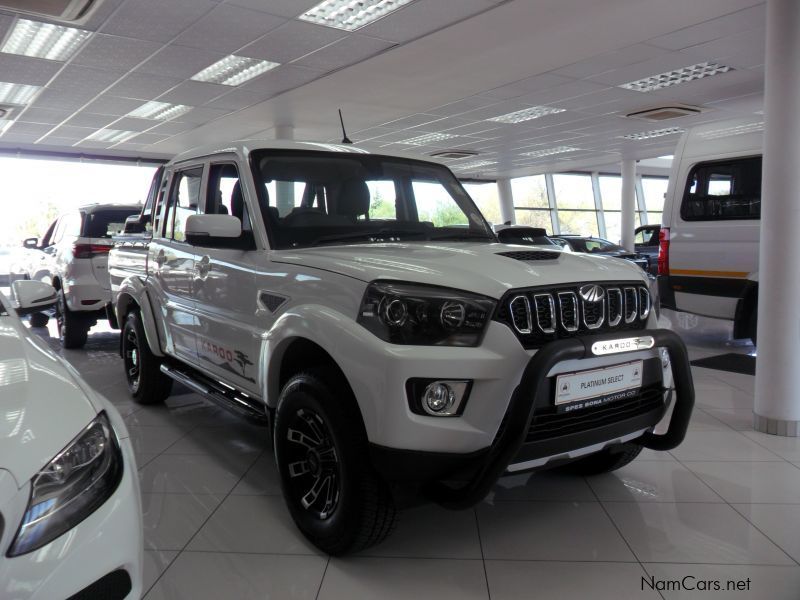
109, 141, 694, 555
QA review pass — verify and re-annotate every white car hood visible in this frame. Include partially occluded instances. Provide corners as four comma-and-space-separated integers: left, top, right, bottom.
0, 314, 98, 487
273, 242, 645, 298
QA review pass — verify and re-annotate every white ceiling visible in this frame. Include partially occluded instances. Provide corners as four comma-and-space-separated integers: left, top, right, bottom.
0, 0, 766, 178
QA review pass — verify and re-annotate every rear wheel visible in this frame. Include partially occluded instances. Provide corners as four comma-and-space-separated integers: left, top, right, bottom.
56, 288, 88, 349
558, 442, 643, 476
122, 310, 172, 404
274, 369, 396, 555
29, 312, 49, 328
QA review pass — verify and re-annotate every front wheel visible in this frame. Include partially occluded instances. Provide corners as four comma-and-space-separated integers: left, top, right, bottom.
274, 369, 396, 555
29, 312, 49, 328
122, 310, 172, 404
558, 442, 643, 476
56, 288, 88, 349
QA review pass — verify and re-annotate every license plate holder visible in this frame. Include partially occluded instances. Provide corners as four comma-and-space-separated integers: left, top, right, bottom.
554, 360, 643, 413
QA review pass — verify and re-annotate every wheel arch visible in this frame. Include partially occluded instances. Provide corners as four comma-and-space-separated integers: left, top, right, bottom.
116, 279, 164, 357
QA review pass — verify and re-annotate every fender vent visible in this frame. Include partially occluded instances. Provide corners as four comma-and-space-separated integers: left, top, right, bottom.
259, 292, 287, 313
496, 251, 560, 261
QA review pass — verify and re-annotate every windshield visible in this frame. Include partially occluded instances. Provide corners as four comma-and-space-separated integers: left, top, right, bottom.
564, 238, 623, 253
250, 151, 495, 249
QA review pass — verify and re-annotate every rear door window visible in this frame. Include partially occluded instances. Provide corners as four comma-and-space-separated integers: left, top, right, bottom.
681, 157, 762, 221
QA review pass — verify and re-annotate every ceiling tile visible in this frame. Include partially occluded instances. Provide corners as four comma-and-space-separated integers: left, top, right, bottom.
107, 73, 183, 100
294, 35, 396, 72
586, 52, 722, 87
358, 0, 495, 44
136, 45, 225, 79
0, 54, 62, 86
16, 107, 71, 124
101, 0, 218, 43
427, 96, 500, 117
550, 43, 666, 80
127, 132, 171, 144
63, 113, 118, 128
84, 95, 148, 116
157, 80, 229, 105
47, 125, 96, 140
203, 88, 265, 110
74, 139, 113, 149
48, 66, 124, 95
72, 34, 162, 71
79, 0, 125, 30
221, 0, 320, 18
482, 73, 575, 100
107, 116, 158, 132
238, 20, 345, 64
174, 4, 285, 53
0, 132, 41, 144
177, 106, 229, 124
6, 122, 52, 136
32, 88, 95, 111
678, 28, 765, 68
147, 120, 197, 135
647, 4, 766, 50
240, 65, 324, 96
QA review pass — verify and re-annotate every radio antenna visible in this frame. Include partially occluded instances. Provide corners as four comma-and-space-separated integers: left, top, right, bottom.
338, 109, 353, 144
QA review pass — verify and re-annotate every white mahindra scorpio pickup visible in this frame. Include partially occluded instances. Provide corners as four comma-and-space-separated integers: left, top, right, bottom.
109, 141, 694, 555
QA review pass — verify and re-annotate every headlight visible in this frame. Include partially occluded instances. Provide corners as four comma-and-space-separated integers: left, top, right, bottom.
357, 281, 496, 346
7, 412, 123, 557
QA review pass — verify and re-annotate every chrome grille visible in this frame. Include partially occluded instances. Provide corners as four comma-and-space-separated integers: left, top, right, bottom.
497, 282, 651, 349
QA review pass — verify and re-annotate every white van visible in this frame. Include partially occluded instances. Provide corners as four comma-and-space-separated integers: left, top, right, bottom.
658, 117, 763, 344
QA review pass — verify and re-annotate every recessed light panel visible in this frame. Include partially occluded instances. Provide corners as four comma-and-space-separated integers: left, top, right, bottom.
87, 129, 137, 143
520, 146, 580, 158
619, 62, 733, 93
620, 127, 685, 140
487, 105, 565, 124
1, 18, 90, 61
0, 82, 41, 104
399, 132, 457, 145
698, 121, 764, 140
191, 55, 279, 86
299, 0, 414, 31
453, 159, 496, 170
128, 101, 191, 121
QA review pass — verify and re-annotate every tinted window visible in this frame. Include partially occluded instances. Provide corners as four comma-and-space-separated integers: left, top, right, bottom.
83, 208, 140, 238
681, 157, 761, 221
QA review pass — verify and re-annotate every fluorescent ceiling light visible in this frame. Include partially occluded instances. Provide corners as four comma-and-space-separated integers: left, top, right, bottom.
487, 105, 565, 124
620, 127, 685, 140
128, 101, 191, 121
520, 146, 580, 158
86, 129, 138, 143
453, 160, 496, 170
299, 0, 414, 31
1, 18, 90, 61
399, 132, 457, 145
191, 55, 279, 86
619, 62, 733, 93
698, 121, 764, 140
0, 81, 41, 104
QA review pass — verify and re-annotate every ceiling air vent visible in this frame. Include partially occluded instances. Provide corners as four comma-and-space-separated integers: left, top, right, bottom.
429, 150, 479, 160
0, 0, 102, 23
625, 105, 703, 122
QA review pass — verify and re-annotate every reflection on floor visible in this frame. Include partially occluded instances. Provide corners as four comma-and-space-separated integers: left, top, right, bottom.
29, 309, 800, 600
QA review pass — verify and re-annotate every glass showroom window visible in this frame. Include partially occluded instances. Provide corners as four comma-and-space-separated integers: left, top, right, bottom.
511, 174, 554, 232
552, 173, 599, 236
462, 181, 501, 224
641, 176, 668, 224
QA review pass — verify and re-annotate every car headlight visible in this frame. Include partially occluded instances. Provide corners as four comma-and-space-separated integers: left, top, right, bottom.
357, 281, 496, 346
7, 412, 123, 557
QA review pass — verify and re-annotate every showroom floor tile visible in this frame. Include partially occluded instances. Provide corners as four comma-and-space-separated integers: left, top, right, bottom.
29, 312, 799, 599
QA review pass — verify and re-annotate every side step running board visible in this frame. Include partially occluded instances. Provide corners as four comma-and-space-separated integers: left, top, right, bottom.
160, 363, 270, 427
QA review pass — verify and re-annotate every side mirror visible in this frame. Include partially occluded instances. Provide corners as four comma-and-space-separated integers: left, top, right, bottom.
123, 213, 148, 234
23, 237, 38, 249
12, 280, 57, 316
185, 214, 245, 248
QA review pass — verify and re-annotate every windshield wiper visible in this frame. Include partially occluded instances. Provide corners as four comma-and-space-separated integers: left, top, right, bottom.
309, 228, 429, 247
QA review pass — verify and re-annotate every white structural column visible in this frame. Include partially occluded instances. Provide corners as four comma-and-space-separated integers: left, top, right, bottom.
497, 177, 515, 225
275, 124, 295, 216
754, 0, 800, 436
620, 159, 636, 251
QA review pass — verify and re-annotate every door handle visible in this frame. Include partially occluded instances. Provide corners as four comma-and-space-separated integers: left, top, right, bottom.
196, 255, 210, 280
155, 249, 166, 267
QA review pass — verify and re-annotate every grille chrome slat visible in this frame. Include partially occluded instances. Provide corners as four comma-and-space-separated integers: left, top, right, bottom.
509, 295, 533, 334
607, 288, 623, 327
623, 287, 638, 324
533, 294, 556, 334
557, 292, 579, 332
639, 288, 651, 320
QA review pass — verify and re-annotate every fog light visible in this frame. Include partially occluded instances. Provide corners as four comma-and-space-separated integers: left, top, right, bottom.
423, 382, 455, 414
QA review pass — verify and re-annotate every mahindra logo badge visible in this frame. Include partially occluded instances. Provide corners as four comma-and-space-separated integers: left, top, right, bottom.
579, 284, 605, 303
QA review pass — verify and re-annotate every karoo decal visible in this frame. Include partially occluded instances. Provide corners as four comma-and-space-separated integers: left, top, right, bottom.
199, 339, 256, 382
591, 336, 655, 356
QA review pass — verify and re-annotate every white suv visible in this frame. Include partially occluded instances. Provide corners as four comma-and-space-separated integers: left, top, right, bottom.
110, 141, 695, 555
35, 204, 140, 348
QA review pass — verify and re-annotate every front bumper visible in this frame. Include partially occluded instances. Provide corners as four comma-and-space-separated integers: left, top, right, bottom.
370, 329, 694, 508
0, 437, 143, 600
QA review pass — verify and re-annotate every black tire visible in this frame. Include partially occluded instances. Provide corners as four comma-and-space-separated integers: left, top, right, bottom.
122, 310, 172, 404
274, 369, 396, 555
56, 287, 88, 349
558, 442, 643, 476
29, 312, 49, 328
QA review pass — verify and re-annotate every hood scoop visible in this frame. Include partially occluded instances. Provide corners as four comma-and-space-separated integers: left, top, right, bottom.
496, 250, 560, 261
